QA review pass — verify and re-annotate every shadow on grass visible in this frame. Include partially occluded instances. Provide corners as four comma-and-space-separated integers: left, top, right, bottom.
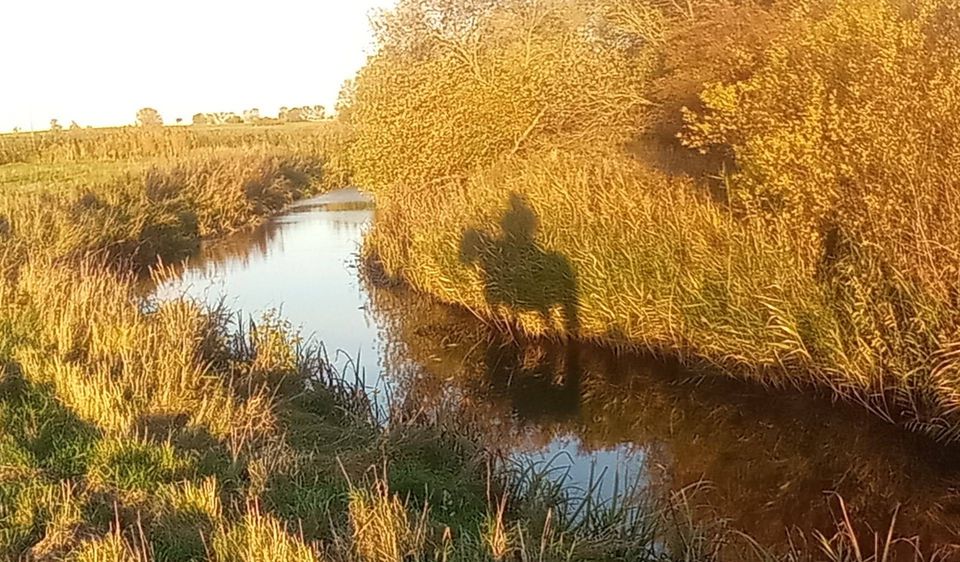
460, 193, 580, 337
261, 353, 492, 542
0, 366, 102, 558
0, 368, 101, 479
461, 192, 583, 417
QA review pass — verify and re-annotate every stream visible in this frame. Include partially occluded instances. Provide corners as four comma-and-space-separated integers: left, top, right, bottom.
155, 189, 960, 554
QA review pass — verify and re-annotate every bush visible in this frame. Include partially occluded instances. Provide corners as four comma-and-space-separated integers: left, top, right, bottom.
351, 0, 656, 196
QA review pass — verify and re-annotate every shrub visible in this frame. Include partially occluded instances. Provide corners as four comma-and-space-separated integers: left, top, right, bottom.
351, 0, 656, 196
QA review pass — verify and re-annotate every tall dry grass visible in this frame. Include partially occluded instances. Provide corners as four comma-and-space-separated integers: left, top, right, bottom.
1, 149, 324, 269
0, 255, 711, 561
366, 146, 945, 423
0, 121, 352, 180
351, 0, 960, 439
0, 150, 689, 558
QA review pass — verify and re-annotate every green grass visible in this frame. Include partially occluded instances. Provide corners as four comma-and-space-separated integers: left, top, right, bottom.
0, 375, 100, 479
0, 159, 154, 192
88, 439, 193, 493
0, 374, 101, 555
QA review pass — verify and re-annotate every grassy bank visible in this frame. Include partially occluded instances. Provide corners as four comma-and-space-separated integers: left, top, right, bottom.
0, 122, 354, 269
363, 275, 960, 558
0, 125, 744, 561
350, 0, 960, 440
2, 260, 696, 561
0, 123, 931, 559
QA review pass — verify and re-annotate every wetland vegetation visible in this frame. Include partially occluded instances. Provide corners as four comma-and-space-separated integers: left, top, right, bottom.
352, 0, 960, 441
0, 124, 761, 562
4, 0, 960, 559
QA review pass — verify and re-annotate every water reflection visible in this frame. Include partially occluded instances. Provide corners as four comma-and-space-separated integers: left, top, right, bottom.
156, 189, 960, 557
154, 189, 384, 383
366, 280, 960, 553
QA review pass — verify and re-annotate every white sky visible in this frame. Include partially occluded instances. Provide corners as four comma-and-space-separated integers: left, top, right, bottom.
1, 0, 395, 131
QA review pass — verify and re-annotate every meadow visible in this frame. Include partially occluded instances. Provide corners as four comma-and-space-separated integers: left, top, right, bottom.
4, 0, 960, 557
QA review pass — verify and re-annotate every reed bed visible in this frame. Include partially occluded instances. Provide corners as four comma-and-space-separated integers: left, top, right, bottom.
0, 124, 690, 561
0, 122, 350, 171
353, 0, 960, 441
365, 147, 960, 435
0, 0, 960, 548
1, 150, 327, 270
0, 256, 770, 562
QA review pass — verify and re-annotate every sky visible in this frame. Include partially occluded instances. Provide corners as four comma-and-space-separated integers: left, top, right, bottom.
0, 0, 396, 132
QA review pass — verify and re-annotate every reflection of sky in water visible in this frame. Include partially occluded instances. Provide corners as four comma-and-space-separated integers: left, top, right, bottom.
155, 190, 645, 499
152, 191, 960, 551
156, 203, 386, 396
514, 438, 647, 504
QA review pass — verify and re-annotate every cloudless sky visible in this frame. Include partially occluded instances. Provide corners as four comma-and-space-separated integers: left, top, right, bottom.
1, 0, 395, 131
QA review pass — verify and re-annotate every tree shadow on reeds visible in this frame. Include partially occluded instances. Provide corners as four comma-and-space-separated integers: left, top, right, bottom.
460, 192, 583, 413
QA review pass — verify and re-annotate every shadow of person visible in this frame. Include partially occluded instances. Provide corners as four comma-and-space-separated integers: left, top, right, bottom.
461, 192, 582, 411
460, 193, 580, 338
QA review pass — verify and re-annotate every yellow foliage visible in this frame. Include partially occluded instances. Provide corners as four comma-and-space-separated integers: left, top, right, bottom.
71, 530, 151, 562
351, 0, 656, 196
348, 480, 428, 562
212, 511, 318, 562
356, 0, 960, 437
684, 0, 960, 294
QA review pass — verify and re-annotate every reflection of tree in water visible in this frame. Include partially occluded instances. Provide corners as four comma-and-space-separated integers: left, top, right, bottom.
168, 219, 282, 281
363, 275, 960, 558
322, 216, 369, 237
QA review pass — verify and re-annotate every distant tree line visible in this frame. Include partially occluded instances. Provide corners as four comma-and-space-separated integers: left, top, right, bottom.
190, 105, 327, 126
24, 104, 329, 134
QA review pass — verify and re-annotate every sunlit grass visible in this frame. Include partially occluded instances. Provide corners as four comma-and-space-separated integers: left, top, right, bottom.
0, 257, 717, 561
0, 109, 950, 560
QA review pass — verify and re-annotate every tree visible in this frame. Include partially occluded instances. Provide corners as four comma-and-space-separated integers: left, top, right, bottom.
49, 119, 62, 132
682, 0, 960, 298
69, 121, 81, 131
283, 107, 305, 123
225, 114, 244, 124
335, 79, 357, 118
350, 0, 653, 193
243, 108, 261, 123
12, 126, 21, 133
210, 112, 233, 125
192, 113, 209, 125
301, 105, 326, 121
136, 107, 163, 127
175, 117, 183, 125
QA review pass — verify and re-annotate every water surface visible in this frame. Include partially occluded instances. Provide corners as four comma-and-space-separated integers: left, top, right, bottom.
157, 189, 960, 556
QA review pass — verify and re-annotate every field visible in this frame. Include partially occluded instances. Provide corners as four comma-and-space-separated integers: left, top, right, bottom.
5, 0, 960, 558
